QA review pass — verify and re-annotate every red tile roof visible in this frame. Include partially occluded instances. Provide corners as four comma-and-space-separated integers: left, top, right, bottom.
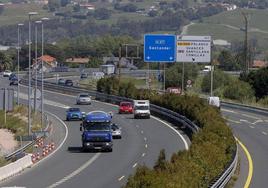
252, 60, 267, 68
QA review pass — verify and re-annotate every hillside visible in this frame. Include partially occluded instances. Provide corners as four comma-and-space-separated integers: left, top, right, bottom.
187, 8, 268, 50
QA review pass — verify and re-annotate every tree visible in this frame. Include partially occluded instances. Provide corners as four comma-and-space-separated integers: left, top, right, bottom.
241, 67, 268, 99
201, 69, 230, 93
166, 63, 199, 89
218, 50, 239, 71
223, 78, 255, 102
94, 8, 112, 20
154, 149, 167, 171
0, 52, 13, 71
148, 10, 158, 17
48, 0, 60, 12
60, 0, 70, 7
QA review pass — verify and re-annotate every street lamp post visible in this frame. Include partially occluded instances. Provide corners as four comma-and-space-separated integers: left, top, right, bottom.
17, 23, 24, 106
28, 11, 38, 136
34, 20, 41, 113
40, 17, 49, 130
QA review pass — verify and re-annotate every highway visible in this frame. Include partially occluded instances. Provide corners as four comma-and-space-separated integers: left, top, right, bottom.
1, 75, 268, 187
0, 76, 188, 188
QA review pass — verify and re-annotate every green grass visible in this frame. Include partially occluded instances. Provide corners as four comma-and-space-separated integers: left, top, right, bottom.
121, 75, 163, 90
187, 8, 268, 50
0, 105, 41, 137
0, 3, 53, 26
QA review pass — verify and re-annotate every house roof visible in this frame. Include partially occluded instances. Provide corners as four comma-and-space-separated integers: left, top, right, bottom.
252, 60, 267, 68
39, 55, 56, 63
65, 57, 89, 64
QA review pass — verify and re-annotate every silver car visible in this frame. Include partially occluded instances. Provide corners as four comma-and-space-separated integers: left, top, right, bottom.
76, 93, 91, 105
111, 123, 122, 139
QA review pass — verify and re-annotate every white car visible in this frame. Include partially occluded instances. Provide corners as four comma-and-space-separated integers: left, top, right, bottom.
208, 96, 221, 109
3, 70, 12, 77
111, 123, 122, 139
76, 93, 91, 105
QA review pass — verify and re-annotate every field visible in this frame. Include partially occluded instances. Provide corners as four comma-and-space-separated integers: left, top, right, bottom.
0, 3, 53, 26
187, 8, 268, 50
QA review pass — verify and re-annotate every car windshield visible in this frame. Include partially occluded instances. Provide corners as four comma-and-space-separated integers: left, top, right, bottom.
84, 122, 111, 131
135, 106, 149, 110
121, 103, 131, 107
80, 94, 89, 98
69, 108, 80, 112
111, 124, 119, 130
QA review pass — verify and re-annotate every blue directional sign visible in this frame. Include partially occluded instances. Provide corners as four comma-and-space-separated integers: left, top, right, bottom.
144, 34, 176, 62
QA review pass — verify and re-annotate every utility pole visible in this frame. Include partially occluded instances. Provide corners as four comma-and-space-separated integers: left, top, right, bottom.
242, 12, 249, 73
118, 44, 122, 84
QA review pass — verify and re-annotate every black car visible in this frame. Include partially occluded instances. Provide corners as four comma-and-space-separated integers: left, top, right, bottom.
80, 73, 88, 79
65, 79, 73, 86
10, 77, 18, 85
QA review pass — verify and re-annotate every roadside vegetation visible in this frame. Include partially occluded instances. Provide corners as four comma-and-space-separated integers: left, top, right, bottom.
97, 76, 236, 187
0, 105, 42, 166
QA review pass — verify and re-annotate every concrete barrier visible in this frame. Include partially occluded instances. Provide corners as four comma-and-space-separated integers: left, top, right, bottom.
0, 154, 33, 181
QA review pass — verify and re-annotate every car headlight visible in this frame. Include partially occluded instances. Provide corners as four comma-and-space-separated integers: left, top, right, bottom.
105, 142, 110, 146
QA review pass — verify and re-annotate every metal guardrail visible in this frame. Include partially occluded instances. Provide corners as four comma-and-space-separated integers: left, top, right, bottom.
210, 144, 238, 188
20, 78, 240, 188
4, 113, 50, 161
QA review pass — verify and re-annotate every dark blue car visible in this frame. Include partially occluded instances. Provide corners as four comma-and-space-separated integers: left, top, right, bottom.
9, 73, 17, 80
10, 77, 18, 86
66, 107, 83, 121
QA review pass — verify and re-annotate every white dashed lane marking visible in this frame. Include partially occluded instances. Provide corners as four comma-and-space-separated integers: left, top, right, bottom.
118, 176, 125, 181
241, 113, 260, 120
132, 163, 138, 168
145, 144, 148, 148
262, 131, 267, 135
142, 153, 146, 157
249, 125, 255, 129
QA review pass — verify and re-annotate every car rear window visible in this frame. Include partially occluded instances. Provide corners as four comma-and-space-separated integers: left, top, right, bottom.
120, 102, 132, 107
80, 94, 89, 97
69, 108, 80, 112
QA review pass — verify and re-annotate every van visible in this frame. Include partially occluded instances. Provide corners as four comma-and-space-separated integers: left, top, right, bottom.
208, 96, 221, 109
133, 100, 150, 119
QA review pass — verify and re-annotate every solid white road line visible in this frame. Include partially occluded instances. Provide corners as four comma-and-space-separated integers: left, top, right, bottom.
151, 116, 189, 150
241, 113, 260, 120
47, 153, 101, 188
240, 119, 249, 123
32, 111, 69, 167
221, 109, 237, 113
252, 120, 264, 125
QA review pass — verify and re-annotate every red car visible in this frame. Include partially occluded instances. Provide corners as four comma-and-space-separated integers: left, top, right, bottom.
119, 102, 133, 114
